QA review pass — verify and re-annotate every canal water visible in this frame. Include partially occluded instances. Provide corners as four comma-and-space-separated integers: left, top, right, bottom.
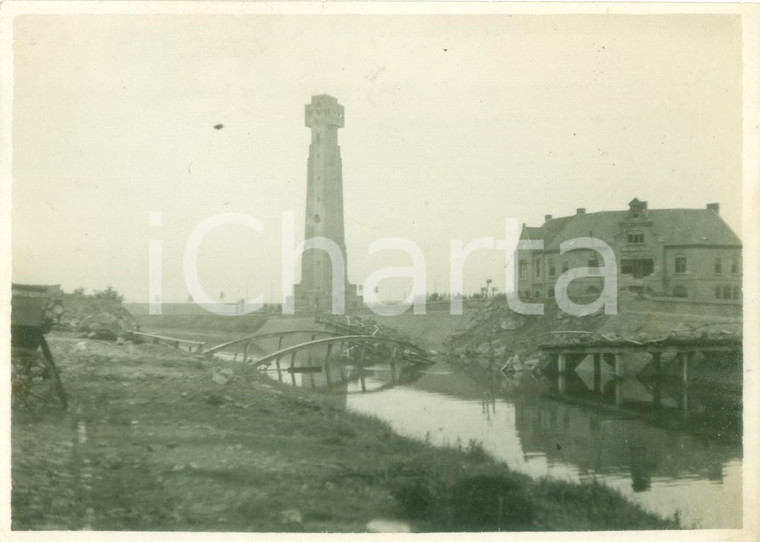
152, 328, 743, 529
285, 356, 742, 530
344, 367, 742, 529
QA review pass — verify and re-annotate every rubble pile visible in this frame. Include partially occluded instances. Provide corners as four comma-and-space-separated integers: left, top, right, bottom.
446, 299, 742, 366
319, 314, 414, 345
60, 292, 137, 341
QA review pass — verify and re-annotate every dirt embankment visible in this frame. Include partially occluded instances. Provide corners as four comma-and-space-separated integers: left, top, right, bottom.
134, 313, 268, 334
446, 298, 742, 363
12, 332, 678, 532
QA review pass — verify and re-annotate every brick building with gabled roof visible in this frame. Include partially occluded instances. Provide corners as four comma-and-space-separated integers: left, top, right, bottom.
518, 198, 742, 304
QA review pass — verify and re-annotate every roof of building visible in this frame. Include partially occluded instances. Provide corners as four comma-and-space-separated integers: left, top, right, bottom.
522, 205, 742, 250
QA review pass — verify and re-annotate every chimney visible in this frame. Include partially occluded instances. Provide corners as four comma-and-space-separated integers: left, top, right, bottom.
707, 203, 720, 214
544, 214, 553, 223
576, 208, 586, 216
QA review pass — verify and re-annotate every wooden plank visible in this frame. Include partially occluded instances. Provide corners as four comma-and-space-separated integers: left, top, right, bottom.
286, 366, 322, 374
132, 331, 204, 347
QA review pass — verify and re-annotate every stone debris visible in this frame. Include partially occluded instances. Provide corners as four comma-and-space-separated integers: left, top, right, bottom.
366, 519, 411, 532
61, 292, 137, 341
279, 508, 303, 526
211, 368, 231, 385
447, 299, 742, 368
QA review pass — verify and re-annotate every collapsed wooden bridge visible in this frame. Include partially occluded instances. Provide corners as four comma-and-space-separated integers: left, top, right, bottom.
133, 324, 433, 385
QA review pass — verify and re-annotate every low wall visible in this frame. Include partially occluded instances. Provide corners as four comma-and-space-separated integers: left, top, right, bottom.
623, 297, 742, 318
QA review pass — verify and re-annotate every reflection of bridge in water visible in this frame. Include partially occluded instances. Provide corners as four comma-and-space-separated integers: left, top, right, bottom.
205, 326, 430, 395
509, 393, 741, 495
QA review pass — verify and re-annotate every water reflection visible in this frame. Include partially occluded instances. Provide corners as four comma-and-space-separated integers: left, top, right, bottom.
240, 338, 426, 396
281, 356, 424, 395
347, 368, 742, 529
513, 395, 737, 491
212, 333, 742, 529
546, 350, 743, 436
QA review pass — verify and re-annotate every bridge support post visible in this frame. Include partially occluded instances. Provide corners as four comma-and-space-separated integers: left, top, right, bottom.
678, 351, 691, 419
593, 353, 601, 395
557, 354, 567, 394
275, 355, 283, 382
243, 343, 249, 364
290, 351, 297, 386
614, 353, 625, 406
325, 344, 334, 389
651, 352, 662, 408
390, 346, 398, 385
306, 347, 316, 389
338, 341, 347, 383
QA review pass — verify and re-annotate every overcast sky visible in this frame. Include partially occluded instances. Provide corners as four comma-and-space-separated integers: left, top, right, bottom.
11, 13, 743, 303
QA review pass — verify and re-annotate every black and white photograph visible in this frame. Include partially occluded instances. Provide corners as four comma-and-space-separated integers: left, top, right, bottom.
2, 2, 758, 537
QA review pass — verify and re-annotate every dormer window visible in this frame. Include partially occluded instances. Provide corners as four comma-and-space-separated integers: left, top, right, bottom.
628, 198, 648, 219
627, 233, 645, 244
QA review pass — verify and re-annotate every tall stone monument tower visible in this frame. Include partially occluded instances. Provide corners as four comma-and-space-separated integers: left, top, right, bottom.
293, 95, 359, 312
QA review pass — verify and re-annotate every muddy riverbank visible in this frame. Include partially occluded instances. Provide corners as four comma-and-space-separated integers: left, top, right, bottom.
12, 332, 678, 531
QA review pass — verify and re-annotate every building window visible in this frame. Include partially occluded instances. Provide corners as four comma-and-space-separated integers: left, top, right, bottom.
675, 256, 687, 274
519, 260, 527, 279
723, 286, 731, 299
535, 259, 541, 278
548, 288, 555, 298
620, 259, 654, 278
534, 289, 542, 299
549, 259, 556, 278
733, 286, 741, 299
673, 286, 688, 298
715, 286, 722, 299
562, 261, 569, 273
715, 255, 722, 275
732, 254, 739, 274
627, 233, 645, 244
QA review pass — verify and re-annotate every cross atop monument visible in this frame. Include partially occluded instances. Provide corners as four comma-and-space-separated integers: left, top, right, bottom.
305, 95, 344, 128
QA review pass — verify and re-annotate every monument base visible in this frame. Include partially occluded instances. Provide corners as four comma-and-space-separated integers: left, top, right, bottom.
292, 282, 362, 314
